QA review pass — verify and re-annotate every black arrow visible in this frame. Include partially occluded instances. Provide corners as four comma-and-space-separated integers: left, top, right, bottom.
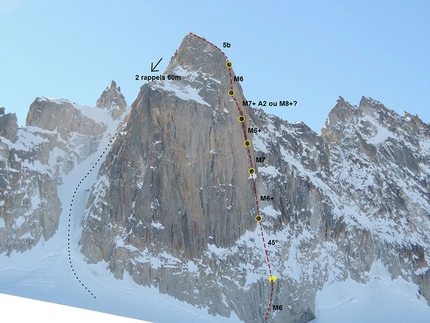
151, 58, 163, 72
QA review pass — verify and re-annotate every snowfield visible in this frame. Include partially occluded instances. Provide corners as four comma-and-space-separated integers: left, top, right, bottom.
311, 260, 430, 323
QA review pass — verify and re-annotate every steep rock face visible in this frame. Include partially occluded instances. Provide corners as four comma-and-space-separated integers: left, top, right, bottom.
248, 95, 430, 321
0, 106, 63, 254
80, 34, 270, 321
249, 109, 331, 322
96, 80, 127, 120
0, 82, 128, 255
320, 96, 430, 303
80, 34, 256, 262
0, 107, 18, 142
77, 34, 430, 323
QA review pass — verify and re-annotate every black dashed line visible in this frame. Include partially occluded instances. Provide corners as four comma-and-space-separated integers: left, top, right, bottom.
68, 133, 119, 298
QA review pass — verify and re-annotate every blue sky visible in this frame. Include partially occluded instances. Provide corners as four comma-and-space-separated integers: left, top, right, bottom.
1, 0, 429, 133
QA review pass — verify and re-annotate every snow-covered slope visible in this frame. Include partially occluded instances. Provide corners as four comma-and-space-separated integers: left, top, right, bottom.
311, 261, 430, 323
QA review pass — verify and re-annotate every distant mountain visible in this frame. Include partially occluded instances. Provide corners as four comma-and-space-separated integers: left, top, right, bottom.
1, 33, 429, 323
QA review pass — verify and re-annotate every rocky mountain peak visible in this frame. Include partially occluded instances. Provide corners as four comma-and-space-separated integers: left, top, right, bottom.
79, 33, 255, 272
95, 80, 127, 120
320, 96, 356, 143
24, 81, 128, 141
167, 33, 226, 75
147, 33, 246, 110
321, 95, 430, 147
358, 96, 385, 114
0, 107, 18, 143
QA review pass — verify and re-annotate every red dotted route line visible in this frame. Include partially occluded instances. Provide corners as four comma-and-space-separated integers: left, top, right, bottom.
190, 32, 275, 321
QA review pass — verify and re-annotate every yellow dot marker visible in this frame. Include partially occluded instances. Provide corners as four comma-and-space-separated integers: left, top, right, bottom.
228, 89, 235, 96
238, 115, 245, 122
248, 168, 256, 176
269, 275, 278, 282
244, 140, 251, 148
226, 61, 233, 68
255, 214, 262, 222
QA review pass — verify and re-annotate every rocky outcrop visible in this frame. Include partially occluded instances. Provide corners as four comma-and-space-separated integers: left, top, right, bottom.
319, 95, 430, 305
0, 82, 128, 255
96, 80, 127, 120
0, 119, 62, 254
0, 107, 18, 143
26, 98, 105, 141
